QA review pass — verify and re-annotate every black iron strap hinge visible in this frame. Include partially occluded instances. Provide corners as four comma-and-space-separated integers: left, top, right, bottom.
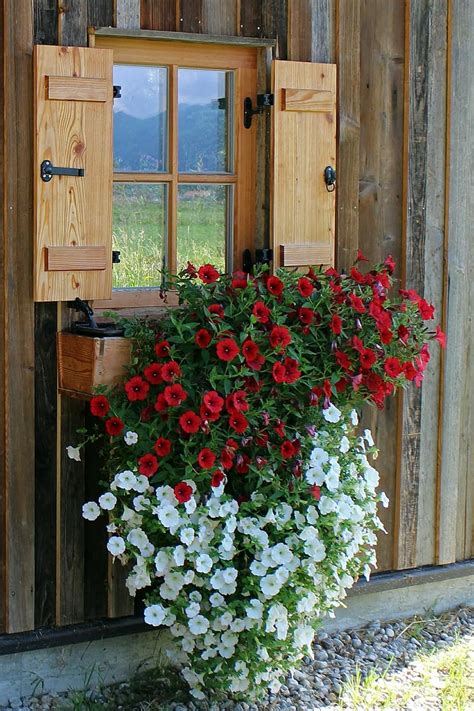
243, 93, 274, 129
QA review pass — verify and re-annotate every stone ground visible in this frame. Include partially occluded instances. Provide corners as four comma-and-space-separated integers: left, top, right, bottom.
3, 606, 474, 711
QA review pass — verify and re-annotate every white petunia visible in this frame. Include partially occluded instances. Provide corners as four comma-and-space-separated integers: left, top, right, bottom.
305, 465, 325, 486
144, 604, 166, 626
323, 403, 342, 423
82, 501, 100, 521
250, 560, 268, 577
260, 574, 281, 598
115, 470, 137, 491
124, 431, 138, 445
99, 491, 117, 511
173, 545, 185, 566
364, 465, 380, 489
318, 496, 338, 515
306, 505, 319, 525
270, 543, 293, 566
154, 550, 171, 575
294, 624, 315, 651
107, 536, 125, 556
325, 468, 340, 492
350, 409, 359, 426
364, 429, 375, 447
185, 602, 200, 618
246, 598, 264, 619
309, 447, 329, 466
210, 592, 225, 607
195, 554, 213, 574
188, 615, 210, 635
140, 541, 155, 557
339, 436, 350, 454
132, 475, 150, 493
179, 527, 195, 546
379, 491, 389, 508
158, 506, 181, 529
66, 445, 81, 461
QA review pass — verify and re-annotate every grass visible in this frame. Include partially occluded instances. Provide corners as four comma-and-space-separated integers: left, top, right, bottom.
112, 187, 227, 288
339, 631, 474, 710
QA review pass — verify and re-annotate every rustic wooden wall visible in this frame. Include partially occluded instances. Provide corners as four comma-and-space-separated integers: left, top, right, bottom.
1, 0, 472, 634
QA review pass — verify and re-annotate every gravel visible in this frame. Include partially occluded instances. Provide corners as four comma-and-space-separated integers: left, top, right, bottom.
2, 606, 473, 710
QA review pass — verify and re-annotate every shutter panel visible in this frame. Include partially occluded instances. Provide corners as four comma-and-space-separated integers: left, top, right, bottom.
34, 46, 113, 302
271, 60, 336, 269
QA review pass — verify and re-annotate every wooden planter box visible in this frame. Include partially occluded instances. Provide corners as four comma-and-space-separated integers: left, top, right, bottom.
57, 332, 132, 398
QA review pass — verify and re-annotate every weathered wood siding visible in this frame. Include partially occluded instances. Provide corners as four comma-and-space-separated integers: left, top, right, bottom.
0, 0, 472, 633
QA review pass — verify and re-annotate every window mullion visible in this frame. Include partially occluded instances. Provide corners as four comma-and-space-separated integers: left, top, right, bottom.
167, 64, 178, 275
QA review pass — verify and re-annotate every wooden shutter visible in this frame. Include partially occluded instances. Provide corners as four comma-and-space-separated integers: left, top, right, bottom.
34, 45, 113, 302
271, 60, 337, 269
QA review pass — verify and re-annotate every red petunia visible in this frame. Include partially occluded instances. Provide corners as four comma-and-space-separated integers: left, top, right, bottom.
330, 314, 343, 335
226, 390, 249, 413
185, 261, 198, 277
138, 453, 158, 478
418, 299, 435, 320
384, 255, 396, 273
236, 453, 250, 474
198, 264, 220, 284
179, 410, 201, 434
298, 307, 314, 325
402, 362, 417, 381
174, 481, 193, 503
143, 362, 163, 385
154, 437, 172, 457
154, 340, 170, 358
154, 393, 168, 412
200, 404, 221, 422
280, 440, 296, 459
242, 339, 260, 363
211, 470, 225, 487
311, 485, 321, 500
359, 348, 377, 370
195, 328, 212, 348
266, 275, 284, 297
349, 293, 366, 314
125, 376, 150, 401
274, 420, 286, 438
355, 249, 369, 263
203, 390, 224, 413
216, 338, 239, 362
434, 326, 446, 348
269, 325, 292, 350
283, 357, 301, 383
247, 354, 266, 372
208, 304, 225, 319
229, 411, 248, 434
140, 405, 154, 422
163, 383, 187, 407
398, 325, 410, 344
297, 277, 314, 298
220, 448, 234, 470
90, 395, 110, 418
161, 361, 181, 382
105, 416, 124, 436
384, 357, 402, 378
335, 350, 352, 371
380, 329, 393, 345
350, 267, 366, 284
197, 448, 216, 469
231, 271, 248, 288
252, 301, 271, 323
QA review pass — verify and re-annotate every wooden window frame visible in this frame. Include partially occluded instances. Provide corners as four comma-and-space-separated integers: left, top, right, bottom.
90, 32, 263, 310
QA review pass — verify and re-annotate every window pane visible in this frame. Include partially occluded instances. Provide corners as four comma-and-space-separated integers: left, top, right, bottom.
113, 184, 167, 288
177, 185, 231, 272
178, 69, 233, 173
113, 65, 168, 172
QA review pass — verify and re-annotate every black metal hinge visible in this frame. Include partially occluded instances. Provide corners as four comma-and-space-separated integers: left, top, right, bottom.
113, 85, 122, 99
243, 93, 274, 129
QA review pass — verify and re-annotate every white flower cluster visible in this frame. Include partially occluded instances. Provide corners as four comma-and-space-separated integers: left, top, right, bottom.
81, 409, 387, 700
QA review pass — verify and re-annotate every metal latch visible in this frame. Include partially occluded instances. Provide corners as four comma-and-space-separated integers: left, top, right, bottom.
324, 165, 336, 192
113, 85, 122, 99
243, 93, 274, 129
41, 160, 85, 182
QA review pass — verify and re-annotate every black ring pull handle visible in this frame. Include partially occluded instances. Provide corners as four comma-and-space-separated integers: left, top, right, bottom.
324, 165, 336, 192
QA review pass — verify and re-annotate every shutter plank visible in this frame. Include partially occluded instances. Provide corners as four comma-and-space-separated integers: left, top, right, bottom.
34, 45, 113, 302
271, 60, 336, 268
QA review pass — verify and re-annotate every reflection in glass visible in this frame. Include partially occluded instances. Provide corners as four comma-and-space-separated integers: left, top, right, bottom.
113, 65, 168, 172
113, 184, 167, 288
178, 69, 233, 173
177, 185, 231, 272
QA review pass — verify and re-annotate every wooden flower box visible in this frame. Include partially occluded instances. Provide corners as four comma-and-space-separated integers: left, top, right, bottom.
57, 332, 132, 399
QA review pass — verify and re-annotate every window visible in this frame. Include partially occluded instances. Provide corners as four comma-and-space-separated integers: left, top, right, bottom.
93, 36, 259, 306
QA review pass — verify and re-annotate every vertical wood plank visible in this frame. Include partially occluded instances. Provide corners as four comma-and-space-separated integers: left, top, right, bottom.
288, 0, 335, 63
115, 0, 141, 28
239, 0, 262, 37
0, 0, 5, 634
397, 0, 448, 570
3, 0, 36, 632
34, 0, 59, 44
439, 0, 474, 564
202, 0, 237, 35
336, 0, 360, 270
88, 0, 114, 28
359, 0, 405, 571
140, 0, 177, 30
178, 0, 203, 33
58, 0, 88, 46
262, 0, 288, 58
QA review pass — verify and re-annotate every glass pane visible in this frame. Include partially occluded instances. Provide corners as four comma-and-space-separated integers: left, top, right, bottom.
177, 185, 231, 272
113, 65, 168, 172
113, 184, 167, 288
178, 69, 233, 173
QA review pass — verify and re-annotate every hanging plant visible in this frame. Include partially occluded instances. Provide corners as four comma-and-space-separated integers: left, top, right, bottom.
74, 256, 444, 701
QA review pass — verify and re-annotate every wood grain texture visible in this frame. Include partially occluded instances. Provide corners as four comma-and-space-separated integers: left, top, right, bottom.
34, 0, 59, 44
58, 0, 88, 46
87, 0, 114, 28
34, 45, 113, 302
271, 60, 336, 269
397, 0, 448, 570
46, 246, 107, 271
288, 0, 335, 63
178, 0, 203, 32
359, 0, 405, 571
140, 0, 177, 30
335, 0, 360, 270
283, 87, 335, 111
439, 0, 474, 564
202, 0, 237, 35
3, 0, 36, 632
280, 243, 333, 266
262, 0, 288, 58
47, 76, 109, 102
115, 0, 141, 28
